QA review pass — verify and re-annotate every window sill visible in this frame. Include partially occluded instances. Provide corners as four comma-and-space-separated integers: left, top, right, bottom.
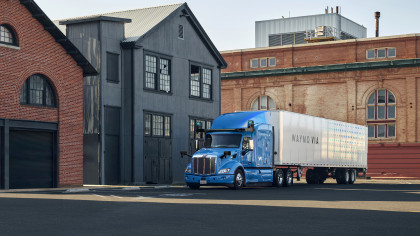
20, 103, 58, 109
144, 89, 172, 96
189, 96, 213, 103
0, 43, 20, 50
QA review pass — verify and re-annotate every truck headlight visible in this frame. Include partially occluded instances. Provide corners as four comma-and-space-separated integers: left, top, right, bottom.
218, 168, 230, 174
185, 167, 191, 174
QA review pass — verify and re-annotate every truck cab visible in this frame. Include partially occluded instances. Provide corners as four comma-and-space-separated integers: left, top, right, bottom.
183, 111, 275, 189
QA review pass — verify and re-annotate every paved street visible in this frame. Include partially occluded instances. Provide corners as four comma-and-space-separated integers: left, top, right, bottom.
0, 179, 419, 236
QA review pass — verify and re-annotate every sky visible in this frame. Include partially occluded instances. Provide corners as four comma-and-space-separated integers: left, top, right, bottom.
35, 0, 420, 51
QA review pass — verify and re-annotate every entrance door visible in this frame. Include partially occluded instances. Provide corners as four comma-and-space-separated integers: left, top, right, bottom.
144, 137, 172, 184
104, 106, 121, 185
9, 130, 55, 189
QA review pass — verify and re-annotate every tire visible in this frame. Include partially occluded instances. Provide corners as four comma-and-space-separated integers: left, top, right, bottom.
233, 170, 245, 190
348, 169, 356, 184
188, 184, 200, 189
273, 169, 284, 187
342, 169, 350, 184
306, 169, 314, 184
335, 169, 342, 184
283, 168, 293, 187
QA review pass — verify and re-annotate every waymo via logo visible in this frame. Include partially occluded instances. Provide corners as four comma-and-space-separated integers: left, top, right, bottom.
291, 134, 319, 144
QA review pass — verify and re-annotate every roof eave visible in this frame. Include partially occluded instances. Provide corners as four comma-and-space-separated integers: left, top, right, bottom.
19, 0, 98, 77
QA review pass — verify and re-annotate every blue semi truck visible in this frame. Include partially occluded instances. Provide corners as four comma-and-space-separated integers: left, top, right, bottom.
182, 110, 368, 189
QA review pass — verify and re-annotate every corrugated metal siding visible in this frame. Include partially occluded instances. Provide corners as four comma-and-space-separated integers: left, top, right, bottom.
256, 14, 366, 47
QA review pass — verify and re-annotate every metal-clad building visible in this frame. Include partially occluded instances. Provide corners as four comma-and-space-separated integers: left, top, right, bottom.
256, 13, 367, 47
57, 3, 227, 185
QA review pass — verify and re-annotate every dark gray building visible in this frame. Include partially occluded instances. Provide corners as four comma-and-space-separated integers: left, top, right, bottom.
58, 3, 227, 185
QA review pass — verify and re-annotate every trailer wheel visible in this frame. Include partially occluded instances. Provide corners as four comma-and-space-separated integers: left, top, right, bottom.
306, 169, 314, 184
348, 169, 356, 184
335, 169, 343, 184
273, 169, 284, 187
283, 168, 293, 187
232, 170, 245, 190
343, 169, 350, 184
188, 184, 200, 189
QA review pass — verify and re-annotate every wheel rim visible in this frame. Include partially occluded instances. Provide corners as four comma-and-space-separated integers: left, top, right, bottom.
345, 171, 349, 182
287, 171, 292, 184
236, 172, 243, 186
277, 172, 283, 184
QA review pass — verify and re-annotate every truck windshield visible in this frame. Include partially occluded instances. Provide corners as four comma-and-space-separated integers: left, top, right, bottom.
204, 133, 242, 148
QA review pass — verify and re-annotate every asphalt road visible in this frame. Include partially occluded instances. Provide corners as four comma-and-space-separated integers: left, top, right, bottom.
0, 179, 419, 236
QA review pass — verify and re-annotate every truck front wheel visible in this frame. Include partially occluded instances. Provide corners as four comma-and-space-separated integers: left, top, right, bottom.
232, 170, 245, 190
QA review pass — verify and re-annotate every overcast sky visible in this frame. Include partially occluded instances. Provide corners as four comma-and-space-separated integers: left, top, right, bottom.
35, 0, 420, 51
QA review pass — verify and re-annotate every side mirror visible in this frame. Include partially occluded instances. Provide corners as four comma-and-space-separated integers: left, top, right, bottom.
180, 151, 187, 158
224, 151, 231, 157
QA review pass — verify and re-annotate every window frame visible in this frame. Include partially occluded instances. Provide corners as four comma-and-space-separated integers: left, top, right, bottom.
251, 95, 276, 110
366, 47, 397, 60
189, 62, 213, 100
190, 117, 213, 139
144, 111, 172, 138
268, 57, 276, 67
366, 89, 396, 139
250, 59, 258, 68
0, 24, 18, 46
106, 52, 120, 83
20, 74, 57, 108
178, 25, 184, 40
144, 51, 172, 94
260, 58, 267, 68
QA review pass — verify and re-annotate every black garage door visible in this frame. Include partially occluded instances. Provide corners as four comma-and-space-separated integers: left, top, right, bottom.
9, 130, 55, 189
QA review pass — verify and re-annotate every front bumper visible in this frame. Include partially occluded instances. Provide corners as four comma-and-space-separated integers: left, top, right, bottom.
185, 174, 235, 186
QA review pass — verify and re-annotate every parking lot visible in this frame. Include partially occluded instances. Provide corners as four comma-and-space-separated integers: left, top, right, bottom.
0, 179, 419, 236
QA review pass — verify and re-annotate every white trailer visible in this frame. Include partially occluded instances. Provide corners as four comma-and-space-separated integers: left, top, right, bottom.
269, 110, 368, 184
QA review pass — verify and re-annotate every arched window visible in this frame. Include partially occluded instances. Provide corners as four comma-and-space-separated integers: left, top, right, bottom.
366, 89, 396, 139
251, 95, 276, 110
0, 24, 18, 46
20, 74, 56, 107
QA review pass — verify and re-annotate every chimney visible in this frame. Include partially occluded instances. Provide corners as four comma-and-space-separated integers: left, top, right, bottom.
336, 6, 339, 14
375, 11, 380, 37
331, 7, 333, 13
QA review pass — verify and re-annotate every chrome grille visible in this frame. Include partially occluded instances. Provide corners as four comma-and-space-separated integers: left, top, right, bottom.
192, 155, 216, 175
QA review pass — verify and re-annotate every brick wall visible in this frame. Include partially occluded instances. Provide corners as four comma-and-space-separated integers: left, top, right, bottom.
0, 0, 84, 186
221, 34, 420, 178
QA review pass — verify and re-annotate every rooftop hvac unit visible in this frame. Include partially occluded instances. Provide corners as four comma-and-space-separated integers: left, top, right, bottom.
315, 26, 326, 36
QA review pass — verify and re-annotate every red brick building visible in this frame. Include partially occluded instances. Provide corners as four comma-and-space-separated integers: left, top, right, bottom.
221, 34, 420, 179
0, 0, 96, 189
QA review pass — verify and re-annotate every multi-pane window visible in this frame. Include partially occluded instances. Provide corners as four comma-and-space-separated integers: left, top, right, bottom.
190, 64, 212, 99
20, 74, 56, 107
251, 96, 276, 110
145, 54, 171, 93
250, 57, 276, 68
144, 112, 171, 137
190, 118, 212, 139
0, 24, 17, 46
366, 48, 396, 59
367, 89, 396, 139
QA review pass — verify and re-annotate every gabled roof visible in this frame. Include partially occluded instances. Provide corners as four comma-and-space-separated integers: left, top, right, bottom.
19, 0, 98, 76
58, 3, 227, 68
